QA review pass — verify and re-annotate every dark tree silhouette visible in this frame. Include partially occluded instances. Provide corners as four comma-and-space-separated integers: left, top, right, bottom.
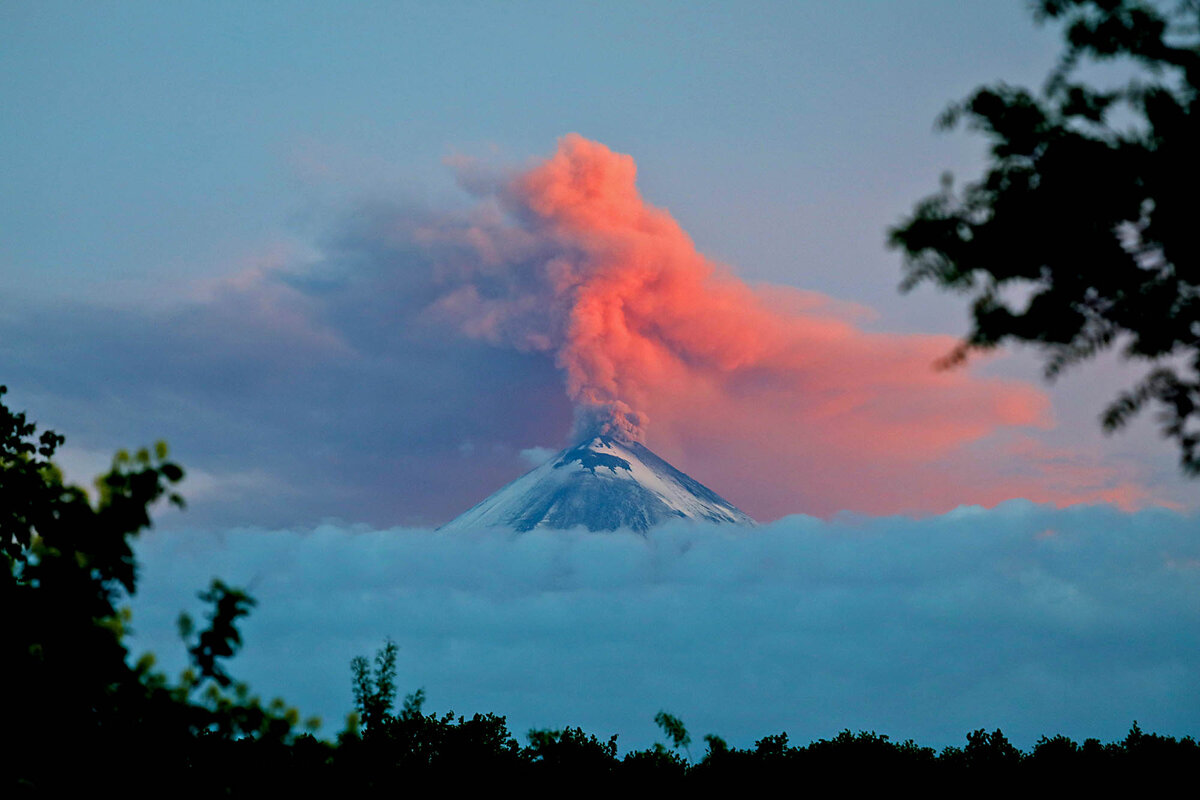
1, 385, 308, 793
891, 0, 1200, 472
654, 710, 692, 759
351, 638, 401, 734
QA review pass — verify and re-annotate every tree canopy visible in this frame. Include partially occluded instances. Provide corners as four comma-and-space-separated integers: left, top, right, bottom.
891, 0, 1200, 472
2, 385, 311, 794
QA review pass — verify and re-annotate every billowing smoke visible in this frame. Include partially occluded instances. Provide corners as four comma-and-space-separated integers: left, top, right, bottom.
434, 132, 751, 443
571, 400, 647, 443
6, 134, 1167, 526
428, 135, 1053, 483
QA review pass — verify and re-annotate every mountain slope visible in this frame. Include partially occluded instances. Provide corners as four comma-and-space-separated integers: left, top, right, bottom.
439, 435, 755, 533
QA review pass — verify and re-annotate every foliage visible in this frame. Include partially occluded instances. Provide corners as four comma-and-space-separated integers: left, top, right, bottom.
890, 0, 1200, 472
180, 579, 257, 688
1, 385, 304, 794
4, 385, 186, 762
940, 728, 1025, 775
654, 709, 692, 757
351, 638, 400, 734
525, 726, 620, 776
352, 708, 524, 779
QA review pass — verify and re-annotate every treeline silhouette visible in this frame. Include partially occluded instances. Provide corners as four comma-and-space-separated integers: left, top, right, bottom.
4, 384, 1196, 793
323, 641, 1199, 791
324, 714, 1196, 791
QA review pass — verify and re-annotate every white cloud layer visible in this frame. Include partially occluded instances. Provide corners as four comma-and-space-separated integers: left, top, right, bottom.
127, 501, 1200, 751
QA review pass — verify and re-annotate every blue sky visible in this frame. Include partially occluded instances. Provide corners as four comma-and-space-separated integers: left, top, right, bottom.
3, 1, 1059, 309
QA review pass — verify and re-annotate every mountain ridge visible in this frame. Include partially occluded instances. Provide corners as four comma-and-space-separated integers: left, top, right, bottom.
439, 435, 755, 533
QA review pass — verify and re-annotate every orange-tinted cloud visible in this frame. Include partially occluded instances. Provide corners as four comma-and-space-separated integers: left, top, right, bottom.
427, 134, 1157, 518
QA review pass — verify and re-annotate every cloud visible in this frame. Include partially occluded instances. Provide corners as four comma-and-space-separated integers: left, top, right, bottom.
0, 135, 1174, 526
126, 503, 1200, 751
0, 226, 573, 528
53, 444, 281, 508
421, 134, 1158, 517
433, 134, 1048, 452
518, 446, 558, 467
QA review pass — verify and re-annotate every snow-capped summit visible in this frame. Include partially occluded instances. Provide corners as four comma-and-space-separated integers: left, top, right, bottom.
439, 435, 755, 533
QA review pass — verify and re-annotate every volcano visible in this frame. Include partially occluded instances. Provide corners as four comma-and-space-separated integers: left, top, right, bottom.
439, 435, 755, 533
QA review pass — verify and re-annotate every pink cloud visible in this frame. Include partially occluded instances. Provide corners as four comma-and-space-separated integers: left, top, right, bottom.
423, 134, 1162, 519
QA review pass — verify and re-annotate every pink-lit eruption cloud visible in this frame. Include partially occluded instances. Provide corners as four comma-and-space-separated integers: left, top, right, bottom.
421, 135, 1158, 518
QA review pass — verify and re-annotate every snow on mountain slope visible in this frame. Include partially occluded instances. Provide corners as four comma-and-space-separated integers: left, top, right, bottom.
439, 435, 755, 533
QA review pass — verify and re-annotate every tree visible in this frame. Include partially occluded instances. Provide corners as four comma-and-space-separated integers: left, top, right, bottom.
1, 385, 306, 792
3, 384, 187, 757
654, 710, 692, 760
890, 0, 1200, 472
351, 638, 401, 735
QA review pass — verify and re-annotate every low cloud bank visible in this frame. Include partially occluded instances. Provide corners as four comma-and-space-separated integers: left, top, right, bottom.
128, 502, 1199, 751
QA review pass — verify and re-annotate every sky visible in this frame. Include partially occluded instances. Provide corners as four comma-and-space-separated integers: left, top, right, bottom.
3, 1, 1197, 748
